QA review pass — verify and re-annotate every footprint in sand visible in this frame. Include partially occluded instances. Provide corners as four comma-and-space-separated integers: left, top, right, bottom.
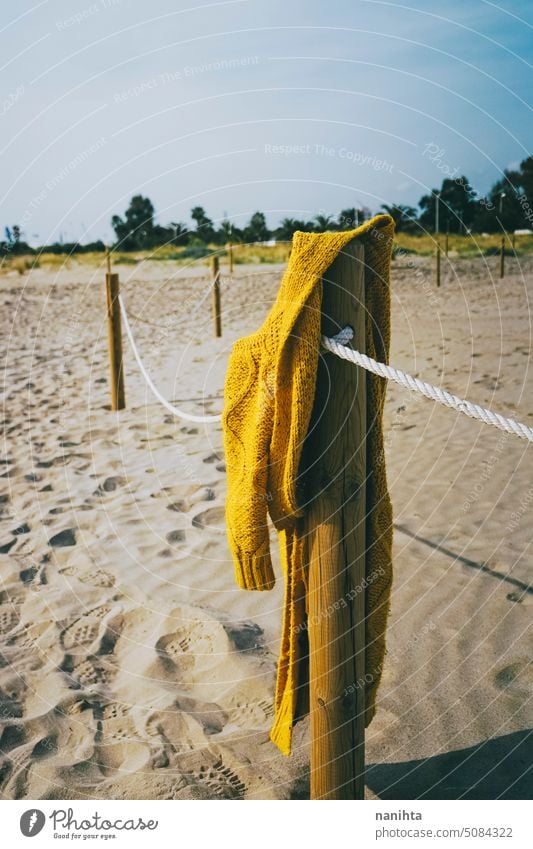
80, 428, 114, 443
49, 528, 77, 548
176, 751, 247, 799
0, 741, 37, 798
223, 620, 265, 654
61, 619, 103, 652
100, 704, 130, 724
474, 375, 502, 391
494, 660, 533, 697
506, 590, 531, 605
192, 507, 225, 530
155, 618, 229, 675
60, 605, 122, 655
0, 670, 26, 716
0, 604, 20, 636
35, 456, 65, 469
6, 621, 54, 669
144, 708, 207, 761
93, 476, 128, 496
94, 715, 151, 777
226, 696, 274, 729
70, 656, 118, 689
0, 723, 25, 755
202, 452, 223, 464
174, 696, 227, 736
167, 500, 189, 513
166, 530, 186, 545
60, 565, 115, 588
97, 772, 189, 800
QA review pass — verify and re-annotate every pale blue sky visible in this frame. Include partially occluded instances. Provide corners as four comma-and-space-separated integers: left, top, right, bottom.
1, 0, 532, 244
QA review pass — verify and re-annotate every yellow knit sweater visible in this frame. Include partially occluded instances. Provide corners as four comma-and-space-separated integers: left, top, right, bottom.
223, 214, 394, 755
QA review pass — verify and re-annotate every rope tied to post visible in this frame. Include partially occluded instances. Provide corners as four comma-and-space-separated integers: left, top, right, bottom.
323, 328, 533, 443
118, 296, 533, 442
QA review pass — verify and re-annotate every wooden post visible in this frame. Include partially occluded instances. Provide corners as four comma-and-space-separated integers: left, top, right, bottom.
500, 236, 505, 279
435, 192, 440, 285
445, 232, 449, 257
211, 255, 222, 337
301, 240, 367, 800
228, 242, 234, 274
105, 272, 125, 410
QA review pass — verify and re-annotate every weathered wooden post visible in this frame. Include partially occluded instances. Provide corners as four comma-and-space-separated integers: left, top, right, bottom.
302, 240, 367, 799
211, 255, 222, 337
435, 192, 441, 287
105, 272, 126, 410
500, 236, 505, 279
228, 242, 234, 274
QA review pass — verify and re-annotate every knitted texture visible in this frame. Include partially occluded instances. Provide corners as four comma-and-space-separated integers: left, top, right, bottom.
223, 214, 394, 755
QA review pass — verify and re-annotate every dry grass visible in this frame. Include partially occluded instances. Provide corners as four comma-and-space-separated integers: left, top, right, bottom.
6, 232, 531, 275
4, 255, 40, 274
117, 233, 533, 265
395, 231, 533, 257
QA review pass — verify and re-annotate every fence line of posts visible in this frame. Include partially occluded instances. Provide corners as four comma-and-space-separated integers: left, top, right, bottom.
433, 189, 510, 285
434, 233, 508, 285
103, 250, 228, 410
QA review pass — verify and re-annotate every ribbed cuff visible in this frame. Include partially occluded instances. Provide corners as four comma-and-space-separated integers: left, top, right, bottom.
235, 550, 275, 591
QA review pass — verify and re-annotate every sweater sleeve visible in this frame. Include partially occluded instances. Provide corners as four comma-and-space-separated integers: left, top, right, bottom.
222, 341, 276, 591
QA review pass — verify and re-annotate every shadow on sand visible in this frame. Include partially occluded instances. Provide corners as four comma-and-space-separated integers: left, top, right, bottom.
367, 729, 533, 799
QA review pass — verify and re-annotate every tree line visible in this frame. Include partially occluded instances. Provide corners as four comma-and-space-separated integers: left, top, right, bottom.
108, 154, 533, 249
2, 155, 531, 256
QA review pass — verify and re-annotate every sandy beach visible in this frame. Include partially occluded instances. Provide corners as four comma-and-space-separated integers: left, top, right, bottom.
1, 251, 531, 800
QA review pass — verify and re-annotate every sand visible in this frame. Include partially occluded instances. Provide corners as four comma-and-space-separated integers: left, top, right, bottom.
0, 250, 531, 800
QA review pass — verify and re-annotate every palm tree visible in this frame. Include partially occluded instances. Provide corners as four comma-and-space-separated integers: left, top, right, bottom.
275, 218, 300, 240
381, 203, 418, 232
314, 213, 333, 231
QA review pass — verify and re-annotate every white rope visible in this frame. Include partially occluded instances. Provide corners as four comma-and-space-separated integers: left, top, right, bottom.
118, 293, 222, 423
118, 295, 533, 442
322, 329, 533, 443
